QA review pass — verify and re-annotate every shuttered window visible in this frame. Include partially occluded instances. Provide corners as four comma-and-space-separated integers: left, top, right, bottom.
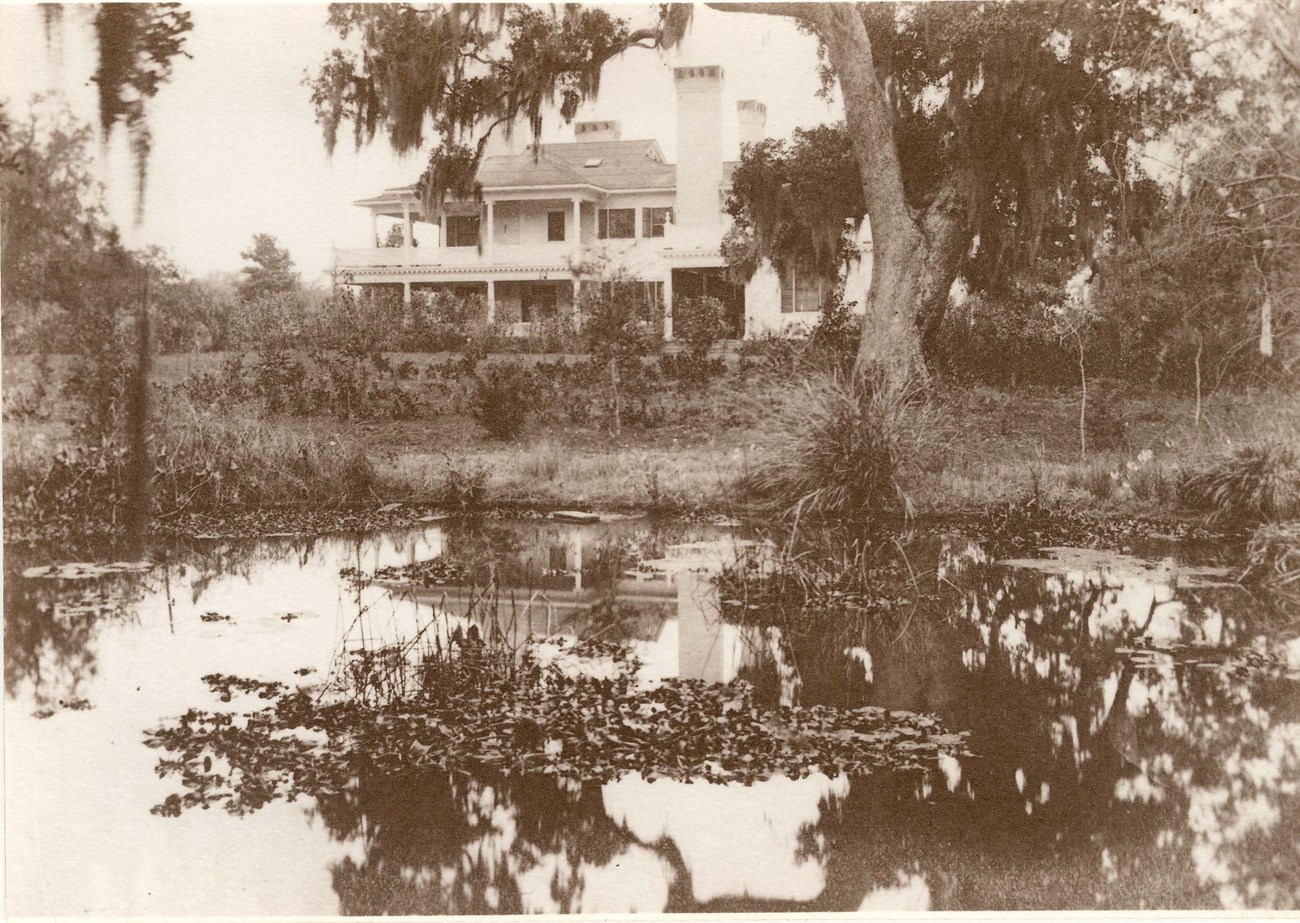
597, 208, 635, 239
779, 269, 827, 313
641, 207, 673, 238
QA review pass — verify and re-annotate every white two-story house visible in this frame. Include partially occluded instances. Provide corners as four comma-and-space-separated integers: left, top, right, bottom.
334, 65, 871, 339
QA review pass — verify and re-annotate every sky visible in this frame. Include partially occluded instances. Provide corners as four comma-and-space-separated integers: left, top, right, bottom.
0, 3, 844, 285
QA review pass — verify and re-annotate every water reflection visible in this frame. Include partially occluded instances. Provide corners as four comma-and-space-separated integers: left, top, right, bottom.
4, 519, 1299, 914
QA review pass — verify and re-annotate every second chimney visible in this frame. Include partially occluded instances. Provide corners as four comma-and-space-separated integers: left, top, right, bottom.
575, 120, 622, 143
737, 100, 767, 150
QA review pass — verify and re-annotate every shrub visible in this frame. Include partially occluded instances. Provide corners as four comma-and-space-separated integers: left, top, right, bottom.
437, 457, 489, 514
805, 295, 862, 374
673, 295, 728, 362
743, 370, 926, 523
467, 363, 533, 440
1181, 442, 1300, 525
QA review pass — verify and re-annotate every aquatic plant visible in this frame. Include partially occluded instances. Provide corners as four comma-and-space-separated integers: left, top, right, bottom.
716, 536, 925, 629
144, 638, 970, 817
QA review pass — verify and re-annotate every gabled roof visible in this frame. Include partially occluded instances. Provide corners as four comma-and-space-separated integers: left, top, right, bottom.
478, 139, 676, 191
356, 141, 735, 208
475, 149, 588, 189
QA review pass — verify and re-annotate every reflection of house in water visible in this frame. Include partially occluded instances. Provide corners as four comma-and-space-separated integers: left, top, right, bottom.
402, 526, 759, 683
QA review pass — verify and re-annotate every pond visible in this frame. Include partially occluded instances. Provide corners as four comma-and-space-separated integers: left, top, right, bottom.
5, 518, 1299, 915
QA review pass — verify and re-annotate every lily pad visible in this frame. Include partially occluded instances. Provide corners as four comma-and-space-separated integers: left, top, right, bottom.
145, 639, 971, 817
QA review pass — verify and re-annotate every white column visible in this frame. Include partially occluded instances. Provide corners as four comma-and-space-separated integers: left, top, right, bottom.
403, 280, 411, 307
486, 279, 496, 324
663, 269, 674, 341
572, 197, 581, 256
484, 200, 495, 262
401, 203, 412, 266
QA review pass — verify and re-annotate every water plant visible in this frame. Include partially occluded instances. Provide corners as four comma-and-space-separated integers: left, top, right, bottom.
144, 635, 970, 818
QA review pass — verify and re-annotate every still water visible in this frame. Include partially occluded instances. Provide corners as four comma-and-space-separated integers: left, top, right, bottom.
5, 518, 1299, 915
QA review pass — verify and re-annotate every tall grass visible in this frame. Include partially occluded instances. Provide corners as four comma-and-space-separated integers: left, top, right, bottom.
1181, 441, 1300, 525
742, 370, 929, 523
4, 399, 379, 539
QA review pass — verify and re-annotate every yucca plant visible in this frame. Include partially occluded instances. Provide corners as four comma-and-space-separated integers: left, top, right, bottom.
743, 370, 927, 524
1181, 441, 1300, 526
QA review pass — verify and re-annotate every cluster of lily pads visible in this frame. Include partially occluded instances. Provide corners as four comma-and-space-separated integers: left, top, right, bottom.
145, 638, 970, 817
340, 557, 470, 590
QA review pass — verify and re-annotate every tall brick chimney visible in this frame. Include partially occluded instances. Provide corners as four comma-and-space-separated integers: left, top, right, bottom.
673, 65, 724, 231
737, 99, 767, 149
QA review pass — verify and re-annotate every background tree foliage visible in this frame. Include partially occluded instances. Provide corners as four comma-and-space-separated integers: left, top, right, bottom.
722, 123, 865, 283
725, 2, 1184, 316
851, 0, 1181, 291
237, 233, 300, 302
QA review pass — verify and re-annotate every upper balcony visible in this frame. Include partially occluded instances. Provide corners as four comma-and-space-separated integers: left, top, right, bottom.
334, 242, 581, 275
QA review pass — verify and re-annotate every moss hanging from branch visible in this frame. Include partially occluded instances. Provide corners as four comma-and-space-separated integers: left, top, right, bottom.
309, 5, 685, 205
723, 123, 866, 285
91, 3, 192, 221
851, 0, 1185, 293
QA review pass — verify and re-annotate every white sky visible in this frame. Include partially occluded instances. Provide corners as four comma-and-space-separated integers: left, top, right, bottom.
0, 3, 843, 285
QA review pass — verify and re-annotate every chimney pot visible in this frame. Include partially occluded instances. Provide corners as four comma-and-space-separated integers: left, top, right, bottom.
575, 120, 621, 142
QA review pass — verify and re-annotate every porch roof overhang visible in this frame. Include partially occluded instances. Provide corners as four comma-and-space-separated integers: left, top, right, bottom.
479, 183, 606, 199
661, 247, 727, 270
338, 264, 577, 284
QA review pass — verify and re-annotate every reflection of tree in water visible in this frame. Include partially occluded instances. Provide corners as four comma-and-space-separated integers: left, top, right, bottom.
312, 769, 645, 915
733, 541, 1300, 910
314, 526, 1297, 913
3, 566, 147, 709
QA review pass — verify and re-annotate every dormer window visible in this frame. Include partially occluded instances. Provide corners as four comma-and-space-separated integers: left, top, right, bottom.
584, 157, 604, 168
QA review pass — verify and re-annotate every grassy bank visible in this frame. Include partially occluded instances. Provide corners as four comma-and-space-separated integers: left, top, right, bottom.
4, 349, 1298, 542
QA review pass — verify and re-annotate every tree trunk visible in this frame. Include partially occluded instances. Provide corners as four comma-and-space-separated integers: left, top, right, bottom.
124, 272, 153, 555
734, 3, 967, 384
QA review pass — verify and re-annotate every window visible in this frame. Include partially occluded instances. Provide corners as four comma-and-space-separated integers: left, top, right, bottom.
597, 208, 635, 239
641, 207, 673, 238
444, 215, 479, 248
547, 211, 566, 242
779, 269, 827, 313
